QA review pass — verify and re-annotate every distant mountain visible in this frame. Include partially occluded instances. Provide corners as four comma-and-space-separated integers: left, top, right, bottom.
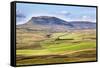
69, 21, 96, 29
17, 16, 96, 32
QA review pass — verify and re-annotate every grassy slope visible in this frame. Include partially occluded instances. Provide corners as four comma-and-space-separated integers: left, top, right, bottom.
17, 41, 96, 56
16, 29, 96, 65
16, 49, 96, 65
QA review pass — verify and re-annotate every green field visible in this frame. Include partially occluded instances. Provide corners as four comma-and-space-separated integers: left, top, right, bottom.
16, 29, 96, 66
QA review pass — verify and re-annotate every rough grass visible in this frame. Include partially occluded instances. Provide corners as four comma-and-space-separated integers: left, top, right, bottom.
16, 49, 96, 66
16, 29, 97, 66
17, 41, 96, 56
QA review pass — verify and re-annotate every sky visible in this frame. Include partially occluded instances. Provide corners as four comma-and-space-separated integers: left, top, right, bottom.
16, 3, 96, 25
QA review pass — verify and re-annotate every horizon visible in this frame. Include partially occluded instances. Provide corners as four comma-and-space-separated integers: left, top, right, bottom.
16, 15, 96, 25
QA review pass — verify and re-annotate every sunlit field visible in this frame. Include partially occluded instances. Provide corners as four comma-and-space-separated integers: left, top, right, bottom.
16, 29, 96, 66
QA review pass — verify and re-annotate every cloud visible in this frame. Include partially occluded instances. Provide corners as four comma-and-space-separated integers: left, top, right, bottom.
60, 11, 71, 16
81, 15, 96, 22
82, 15, 89, 20
16, 10, 26, 18
64, 15, 96, 22
16, 10, 27, 24
61, 11, 71, 15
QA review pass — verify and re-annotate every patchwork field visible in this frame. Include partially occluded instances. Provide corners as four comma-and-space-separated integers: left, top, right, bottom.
16, 29, 96, 66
